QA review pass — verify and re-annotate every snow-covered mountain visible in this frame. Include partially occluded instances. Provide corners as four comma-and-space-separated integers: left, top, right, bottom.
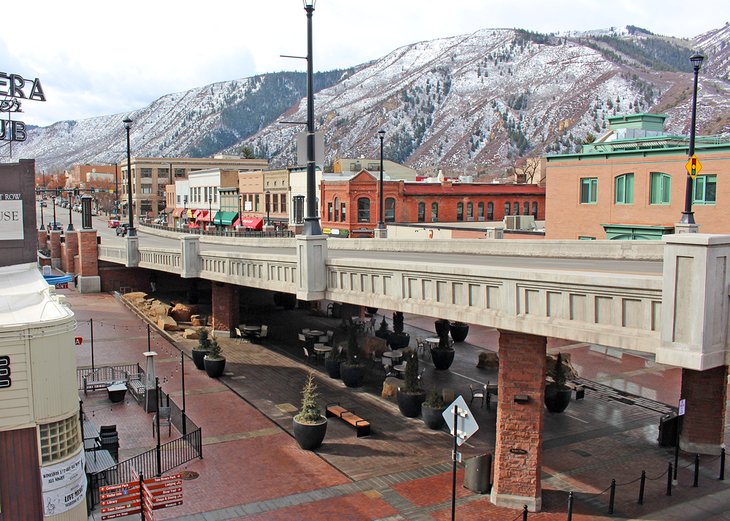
8, 24, 730, 175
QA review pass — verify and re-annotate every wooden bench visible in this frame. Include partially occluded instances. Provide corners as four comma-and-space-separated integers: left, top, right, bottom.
566, 382, 585, 400
83, 367, 129, 395
127, 375, 146, 403
326, 403, 370, 437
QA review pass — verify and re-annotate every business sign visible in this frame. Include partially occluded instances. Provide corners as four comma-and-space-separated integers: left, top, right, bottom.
0, 193, 23, 240
0, 355, 10, 388
0, 71, 46, 144
40, 451, 87, 516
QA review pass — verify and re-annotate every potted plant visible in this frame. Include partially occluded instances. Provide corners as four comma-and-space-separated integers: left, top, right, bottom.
192, 328, 211, 370
544, 353, 572, 413
434, 318, 451, 338
449, 321, 470, 343
375, 316, 391, 341
293, 372, 327, 450
430, 328, 455, 370
421, 388, 447, 430
397, 350, 426, 417
340, 326, 365, 388
203, 337, 226, 378
388, 311, 410, 349
324, 344, 345, 379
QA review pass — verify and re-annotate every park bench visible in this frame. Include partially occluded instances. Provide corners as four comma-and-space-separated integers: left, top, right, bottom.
326, 403, 370, 437
566, 381, 585, 400
127, 374, 146, 403
83, 367, 129, 395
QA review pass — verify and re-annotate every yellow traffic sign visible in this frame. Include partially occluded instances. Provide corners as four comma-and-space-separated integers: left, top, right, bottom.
685, 155, 702, 179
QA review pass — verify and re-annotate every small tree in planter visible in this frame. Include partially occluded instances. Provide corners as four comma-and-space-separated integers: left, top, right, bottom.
421, 388, 447, 429
203, 337, 226, 378
325, 344, 345, 379
293, 372, 327, 450
389, 311, 410, 349
397, 350, 426, 417
544, 352, 572, 413
192, 328, 211, 370
340, 326, 365, 388
430, 327, 455, 370
375, 316, 391, 340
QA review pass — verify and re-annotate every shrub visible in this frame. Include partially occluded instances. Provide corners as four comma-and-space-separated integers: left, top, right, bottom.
403, 349, 421, 393
196, 328, 211, 350
206, 338, 223, 360
424, 389, 445, 408
392, 311, 405, 334
295, 372, 323, 424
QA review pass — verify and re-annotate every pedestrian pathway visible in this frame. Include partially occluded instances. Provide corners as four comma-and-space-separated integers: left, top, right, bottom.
68, 288, 730, 520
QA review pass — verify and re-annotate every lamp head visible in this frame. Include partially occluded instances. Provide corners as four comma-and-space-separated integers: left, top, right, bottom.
303, 0, 315, 10
378, 129, 385, 140
690, 53, 704, 71
123, 116, 132, 129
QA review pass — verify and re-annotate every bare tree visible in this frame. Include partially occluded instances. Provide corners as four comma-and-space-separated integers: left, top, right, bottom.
509, 152, 542, 184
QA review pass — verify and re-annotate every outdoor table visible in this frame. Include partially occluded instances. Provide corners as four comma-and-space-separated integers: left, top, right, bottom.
84, 449, 116, 474
107, 382, 127, 403
313, 344, 333, 363
393, 363, 407, 378
305, 329, 325, 337
424, 337, 441, 348
242, 325, 261, 338
383, 349, 404, 363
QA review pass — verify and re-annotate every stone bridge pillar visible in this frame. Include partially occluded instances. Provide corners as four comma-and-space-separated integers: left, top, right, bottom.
61, 231, 78, 274
212, 282, 239, 338
77, 229, 100, 293
491, 330, 546, 512
680, 366, 728, 455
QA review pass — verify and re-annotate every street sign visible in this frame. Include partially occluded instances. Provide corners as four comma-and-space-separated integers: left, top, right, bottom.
685, 155, 702, 179
74, 336, 83, 345
678, 398, 686, 416
442, 395, 479, 446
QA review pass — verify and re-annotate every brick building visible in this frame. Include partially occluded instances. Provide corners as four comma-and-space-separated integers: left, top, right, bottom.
320, 170, 545, 238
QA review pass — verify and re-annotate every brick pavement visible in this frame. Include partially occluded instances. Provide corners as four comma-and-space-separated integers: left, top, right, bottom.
67, 288, 730, 520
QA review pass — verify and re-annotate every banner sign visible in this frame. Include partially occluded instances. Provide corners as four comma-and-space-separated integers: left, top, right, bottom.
0, 194, 23, 240
40, 451, 87, 517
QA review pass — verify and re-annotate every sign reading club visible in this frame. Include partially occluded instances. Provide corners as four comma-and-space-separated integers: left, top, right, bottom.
0, 71, 46, 143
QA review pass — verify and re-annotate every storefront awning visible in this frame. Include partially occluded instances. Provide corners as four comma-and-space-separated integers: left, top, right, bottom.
172, 208, 183, 218
186, 209, 195, 219
213, 211, 238, 226
196, 211, 212, 223
234, 217, 263, 230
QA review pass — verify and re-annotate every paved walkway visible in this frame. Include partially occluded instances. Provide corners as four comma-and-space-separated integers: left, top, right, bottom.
71, 287, 730, 520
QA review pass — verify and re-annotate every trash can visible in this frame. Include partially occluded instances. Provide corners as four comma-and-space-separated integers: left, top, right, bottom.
463, 453, 492, 494
658, 413, 679, 447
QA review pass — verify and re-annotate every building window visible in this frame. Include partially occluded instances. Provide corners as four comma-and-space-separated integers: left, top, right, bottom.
649, 172, 671, 205
39, 416, 81, 464
513, 202, 519, 215
280, 194, 286, 213
141, 186, 152, 194
467, 202, 474, 220
504, 202, 511, 216
487, 202, 494, 220
334, 197, 339, 221
327, 202, 333, 221
615, 173, 634, 204
693, 175, 716, 204
477, 202, 484, 220
580, 178, 598, 204
418, 202, 426, 222
431, 202, 439, 222
532, 201, 538, 218
273, 194, 279, 213
255, 194, 260, 212
293, 196, 305, 223
456, 202, 464, 221
523, 202, 529, 215
357, 198, 370, 222
340, 202, 347, 221
385, 197, 396, 222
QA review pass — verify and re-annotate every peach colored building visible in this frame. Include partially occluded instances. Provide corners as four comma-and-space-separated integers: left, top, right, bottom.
545, 114, 730, 239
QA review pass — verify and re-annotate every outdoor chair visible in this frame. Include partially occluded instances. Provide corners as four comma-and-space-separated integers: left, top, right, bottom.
234, 327, 244, 343
326, 330, 335, 345
258, 325, 268, 339
469, 384, 487, 409
298, 333, 307, 343
153, 406, 172, 438
365, 317, 376, 335
302, 347, 316, 364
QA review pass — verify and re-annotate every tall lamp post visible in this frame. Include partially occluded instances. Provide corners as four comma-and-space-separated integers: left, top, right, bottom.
376, 130, 386, 236
265, 190, 271, 226
52, 196, 57, 230
114, 163, 119, 216
680, 52, 704, 226
123, 117, 136, 237
302, 0, 321, 235
39, 199, 45, 230
67, 190, 74, 231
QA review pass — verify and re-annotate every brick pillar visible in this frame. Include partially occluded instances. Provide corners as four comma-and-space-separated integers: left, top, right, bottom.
491, 330, 546, 512
680, 366, 727, 455
49, 230, 62, 269
77, 230, 100, 293
61, 231, 78, 274
212, 282, 239, 337
37, 229, 47, 250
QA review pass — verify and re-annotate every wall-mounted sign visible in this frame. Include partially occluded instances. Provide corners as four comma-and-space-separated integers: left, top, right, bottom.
0, 193, 24, 240
40, 451, 87, 516
0, 355, 10, 388
0, 71, 46, 144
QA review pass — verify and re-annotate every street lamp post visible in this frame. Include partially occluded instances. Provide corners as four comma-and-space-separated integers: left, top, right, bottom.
114, 163, 119, 215
680, 53, 704, 226
67, 191, 74, 231
52, 196, 57, 230
123, 117, 136, 237
39, 199, 45, 230
265, 190, 271, 226
302, 0, 321, 236
208, 196, 212, 232
376, 130, 386, 234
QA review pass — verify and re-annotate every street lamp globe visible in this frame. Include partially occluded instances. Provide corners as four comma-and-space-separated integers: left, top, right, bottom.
689, 53, 704, 71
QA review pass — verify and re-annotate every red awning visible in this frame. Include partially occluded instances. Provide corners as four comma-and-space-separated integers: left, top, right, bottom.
235, 217, 263, 230
172, 208, 183, 218
193, 209, 205, 219
188, 222, 200, 229
197, 211, 212, 223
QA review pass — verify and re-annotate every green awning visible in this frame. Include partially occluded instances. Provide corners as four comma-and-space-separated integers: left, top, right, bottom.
212, 211, 238, 226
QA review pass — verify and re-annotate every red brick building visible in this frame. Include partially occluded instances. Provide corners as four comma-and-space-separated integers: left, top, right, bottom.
320, 171, 545, 237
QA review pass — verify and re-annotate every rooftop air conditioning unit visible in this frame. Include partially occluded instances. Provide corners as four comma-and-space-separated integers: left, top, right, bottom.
504, 215, 518, 229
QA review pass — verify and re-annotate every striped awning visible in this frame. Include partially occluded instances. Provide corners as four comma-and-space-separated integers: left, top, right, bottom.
172, 208, 183, 218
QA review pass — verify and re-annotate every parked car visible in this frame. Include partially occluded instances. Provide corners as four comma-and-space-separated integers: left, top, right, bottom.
48, 221, 63, 231
116, 223, 131, 236
107, 218, 121, 228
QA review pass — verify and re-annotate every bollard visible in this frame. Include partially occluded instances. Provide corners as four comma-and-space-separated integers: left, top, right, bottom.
567, 491, 574, 521
693, 454, 700, 487
720, 448, 726, 481
638, 470, 646, 505
667, 462, 673, 495
522, 504, 528, 520
608, 478, 616, 514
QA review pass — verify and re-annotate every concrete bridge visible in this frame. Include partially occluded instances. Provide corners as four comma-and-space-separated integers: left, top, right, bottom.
86, 227, 729, 511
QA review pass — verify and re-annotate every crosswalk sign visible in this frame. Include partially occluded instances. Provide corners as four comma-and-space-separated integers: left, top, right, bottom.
685, 155, 702, 179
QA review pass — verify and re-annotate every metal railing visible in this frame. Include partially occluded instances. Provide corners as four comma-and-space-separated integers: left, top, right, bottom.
141, 222, 294, 238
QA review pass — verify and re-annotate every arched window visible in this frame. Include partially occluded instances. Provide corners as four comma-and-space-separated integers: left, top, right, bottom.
456, 202, 464, 221
615, 173, 634, 204
477, 202, 484, 221
532, 201, 538, 218
385, 198, 396, 222
334, 197, 339, 221
523, 202, 530, 215
467, 202, 474, 220
504, 202, 511, 216
327, 202, 333, 222
357, 197, 371, 222
487, 202, 494, 221
418, 202, 426, 222
431, 202, 439, 222
649, 173, 671, 205
513, 202, 519, 215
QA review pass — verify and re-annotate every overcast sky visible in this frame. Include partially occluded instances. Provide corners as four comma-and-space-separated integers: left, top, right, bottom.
3, 0, 725, 127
